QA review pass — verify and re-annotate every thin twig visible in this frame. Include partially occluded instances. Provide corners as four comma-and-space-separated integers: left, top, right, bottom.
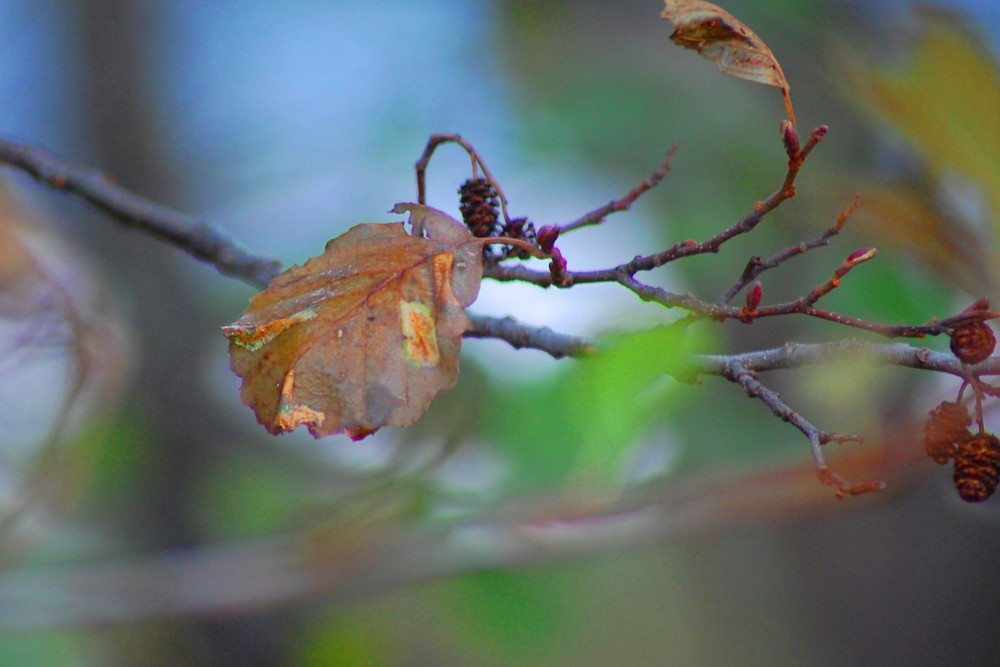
717, 193, 861, 306
414, 133, 514, 224
719, 356, 878, 497
485, 260, 950, 339
558, 144, 679, 233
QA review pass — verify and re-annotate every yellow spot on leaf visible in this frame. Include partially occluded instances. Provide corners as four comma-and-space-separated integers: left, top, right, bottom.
274, 369, 326, 432
400, 301, 439, 365
432, 252, 454, 305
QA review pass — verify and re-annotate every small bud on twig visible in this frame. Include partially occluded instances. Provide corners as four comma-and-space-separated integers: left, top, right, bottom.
781, 119, 800, 161
536, 225, 560, 254
740, 281, 764, 323
746, 281, 763, 311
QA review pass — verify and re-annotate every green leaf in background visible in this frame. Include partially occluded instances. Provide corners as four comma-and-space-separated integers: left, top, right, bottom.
564, 324, 694, 483
191, 453, 309, 540
488, 324, 696, 491
0, 632, 99, 667
290, 615, 398, 667
436, 570, 584, 666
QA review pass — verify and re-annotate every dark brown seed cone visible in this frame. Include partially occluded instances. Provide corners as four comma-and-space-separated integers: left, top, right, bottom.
923, 401, 972, 464
953, 433, 1000, 502
949, 321, 996, 365
502, 216, 537, 259
458, 178, 500, 238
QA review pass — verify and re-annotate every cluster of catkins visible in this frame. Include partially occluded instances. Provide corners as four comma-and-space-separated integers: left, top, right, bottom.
923, 318, 998, 502
458, 178, 536, 258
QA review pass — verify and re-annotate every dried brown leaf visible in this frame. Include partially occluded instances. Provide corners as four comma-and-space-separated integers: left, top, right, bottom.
661, 0, 795, 124
222, 204, 484, 440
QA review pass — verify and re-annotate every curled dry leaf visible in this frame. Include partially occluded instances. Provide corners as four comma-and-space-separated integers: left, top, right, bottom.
661, 0, 795, 125
222, 204, 484, 440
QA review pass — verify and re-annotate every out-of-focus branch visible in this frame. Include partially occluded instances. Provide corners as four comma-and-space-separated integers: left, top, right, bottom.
0, 138, 282, 287
0, 451, 908, 631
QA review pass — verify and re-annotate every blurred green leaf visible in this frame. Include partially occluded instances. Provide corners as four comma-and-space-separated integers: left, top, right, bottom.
438, 570, 582, 666
0, 632, 98, 667
76, 414, 155, 508
290, 616, 397, 667
192, 453, 308, 540
565, 324, 693, 482
488, 325, 695, 491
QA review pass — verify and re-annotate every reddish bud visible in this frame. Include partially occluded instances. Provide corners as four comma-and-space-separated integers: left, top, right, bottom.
781, 119, 800, 159
745, 281, 763, 312
536, 225, 560, 253
960, 298, 990, 315
835, 247, 877, 280
845, 247, 877, 265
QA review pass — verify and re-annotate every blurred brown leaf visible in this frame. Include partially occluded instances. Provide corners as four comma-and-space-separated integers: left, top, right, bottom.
853, 184, 992, 294
844, 14, 1000, 220
661, 0, 795, 124
222, 204, 484, 440
841, 13, 1000, 291
0, 184, 132, 537
0, 187, 131, 442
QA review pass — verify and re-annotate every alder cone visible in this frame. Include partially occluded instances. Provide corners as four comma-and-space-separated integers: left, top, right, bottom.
458, 178, 499, 238
949, 321, 996, 365
922, 400, 972, 464
953, 433, 1000, 502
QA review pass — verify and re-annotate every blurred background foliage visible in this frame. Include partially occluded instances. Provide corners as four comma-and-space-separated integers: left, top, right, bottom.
1, 0, 1000, 665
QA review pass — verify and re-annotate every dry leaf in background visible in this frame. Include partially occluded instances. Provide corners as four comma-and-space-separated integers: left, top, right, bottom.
0, 185, 131, 537
842, 13, 1000, 292
661, 0, 795, 125
222, 204, 484, 440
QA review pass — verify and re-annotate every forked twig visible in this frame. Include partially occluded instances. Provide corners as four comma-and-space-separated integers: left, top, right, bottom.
415, 133, 514, 225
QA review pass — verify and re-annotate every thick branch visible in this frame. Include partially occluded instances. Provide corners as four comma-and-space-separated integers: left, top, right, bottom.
0, 451, 905, 631
466, 314, 597, 358
0, 138, 281, 287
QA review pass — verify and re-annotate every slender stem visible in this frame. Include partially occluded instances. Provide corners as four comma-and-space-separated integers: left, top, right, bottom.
558, 144, 679, 233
